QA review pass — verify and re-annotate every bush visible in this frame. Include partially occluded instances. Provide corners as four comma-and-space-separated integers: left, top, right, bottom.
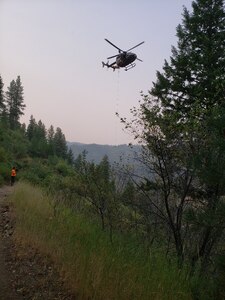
214, 254, 225, 299
0, 174, 4, 186
19, 160, 52, 184
0, 162, 11, 182
55, 160, 73, 176
0, 146, 9, 162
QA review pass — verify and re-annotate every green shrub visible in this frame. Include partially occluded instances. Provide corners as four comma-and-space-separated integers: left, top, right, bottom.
0, 146, 9, 162
55, 160, 73, 176
214, 254, 225, 299
19, 160, 52, 184
0, 174, 4, 186
0, 162, 11, 182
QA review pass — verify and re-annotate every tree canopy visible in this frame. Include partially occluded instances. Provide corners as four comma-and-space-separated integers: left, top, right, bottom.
122, 0, 225, 272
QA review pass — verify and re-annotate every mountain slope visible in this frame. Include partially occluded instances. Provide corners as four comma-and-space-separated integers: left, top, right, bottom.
68, 142, 141, 165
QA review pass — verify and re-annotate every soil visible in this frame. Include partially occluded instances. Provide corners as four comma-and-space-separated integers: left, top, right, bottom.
0, 185, 77, 300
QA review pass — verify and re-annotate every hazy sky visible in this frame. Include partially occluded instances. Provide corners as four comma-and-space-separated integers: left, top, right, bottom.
0, 0, 193, 145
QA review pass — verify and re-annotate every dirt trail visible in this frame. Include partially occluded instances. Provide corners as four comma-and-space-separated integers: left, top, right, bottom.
0, 186, 20, 300
0, 185, 77, 300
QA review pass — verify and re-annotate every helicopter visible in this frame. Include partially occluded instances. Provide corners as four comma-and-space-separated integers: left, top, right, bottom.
102, 38, 144, 71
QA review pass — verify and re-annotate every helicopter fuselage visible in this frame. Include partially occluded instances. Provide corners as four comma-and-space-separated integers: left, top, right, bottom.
116, 52, 137, 67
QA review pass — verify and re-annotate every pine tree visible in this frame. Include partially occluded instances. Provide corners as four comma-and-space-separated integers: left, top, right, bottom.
67, 148, 74, 165
26, 116, 48, 158
152, 0, 225, 121
36, 120, 47, 140
53, 127, 68, 159
0, 75, 5, 116
5, 76, 26, 129
26, 115, 36, 140
47, 125, 55, 156
47, 125, 55, 143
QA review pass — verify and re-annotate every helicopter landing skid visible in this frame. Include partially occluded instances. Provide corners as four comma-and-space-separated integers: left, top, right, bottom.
125, 63, 136, 71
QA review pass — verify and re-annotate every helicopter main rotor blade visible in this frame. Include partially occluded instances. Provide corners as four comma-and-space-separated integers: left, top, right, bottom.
126, 41, 145, 52
105, 38, 124, 52
107, 54, 119, 59
137, 58, 143, 62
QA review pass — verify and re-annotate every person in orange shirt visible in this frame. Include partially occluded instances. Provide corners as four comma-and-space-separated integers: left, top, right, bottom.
11, 167, 16, 186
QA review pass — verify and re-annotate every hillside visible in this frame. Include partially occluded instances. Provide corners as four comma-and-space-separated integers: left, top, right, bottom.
68, 142, 142, 165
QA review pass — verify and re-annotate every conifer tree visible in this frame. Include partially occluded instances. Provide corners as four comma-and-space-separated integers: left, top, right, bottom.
47, 125, 55, 143
0, 75, 5, 116
34, 120, 48, 157
67, 148, 74, 165
26, 116, 48, 157
47, 125, 55, 156
36, 120, 47, 140
5, 76, 26, 129
152, 0, 225, 121
26, 115, 36, 140
53, 127, 68, 159
125, 0, 225, 269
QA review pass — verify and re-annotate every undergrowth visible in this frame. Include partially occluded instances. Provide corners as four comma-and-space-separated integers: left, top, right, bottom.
10, 182, 192, 300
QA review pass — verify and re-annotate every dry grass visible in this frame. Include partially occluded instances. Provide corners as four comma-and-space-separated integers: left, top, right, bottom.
9, 182, 192, 300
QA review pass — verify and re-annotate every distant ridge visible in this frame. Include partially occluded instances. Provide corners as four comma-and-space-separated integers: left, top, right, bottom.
67, 142, 142, 165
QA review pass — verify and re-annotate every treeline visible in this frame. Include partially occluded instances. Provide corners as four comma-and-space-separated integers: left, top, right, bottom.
0, 75, 73, 183
26, 115, 73, 162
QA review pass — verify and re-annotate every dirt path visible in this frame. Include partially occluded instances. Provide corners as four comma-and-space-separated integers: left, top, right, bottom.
0, 185, 77, 300
0, 186, 20, 300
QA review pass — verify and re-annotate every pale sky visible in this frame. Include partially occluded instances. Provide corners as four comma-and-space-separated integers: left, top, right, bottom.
0, 0, 192, 145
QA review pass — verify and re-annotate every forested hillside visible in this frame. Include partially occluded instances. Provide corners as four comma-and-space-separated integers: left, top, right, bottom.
1, 0, 225, 298
0, 75, 74, 186
68, 141, 141, 165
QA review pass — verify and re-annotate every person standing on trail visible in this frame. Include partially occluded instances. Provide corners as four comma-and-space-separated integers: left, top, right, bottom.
10, 167, 16, 186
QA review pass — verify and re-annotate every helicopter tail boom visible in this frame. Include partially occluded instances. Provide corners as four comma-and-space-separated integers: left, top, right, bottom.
102, 61, 119, 71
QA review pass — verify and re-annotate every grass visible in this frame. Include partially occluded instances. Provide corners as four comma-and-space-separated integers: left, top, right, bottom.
9, 182, 192, 300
